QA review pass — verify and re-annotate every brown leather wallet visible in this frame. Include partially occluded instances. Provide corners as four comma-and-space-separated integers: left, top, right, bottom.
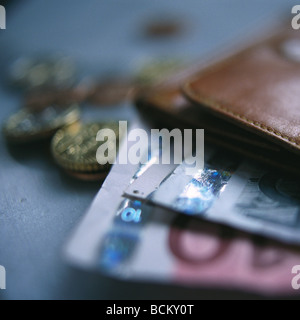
135, 27, 300, 175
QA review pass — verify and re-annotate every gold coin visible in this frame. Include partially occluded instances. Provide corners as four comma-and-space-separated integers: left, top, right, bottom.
2, 103, 80, 143
51, 122, 121, 172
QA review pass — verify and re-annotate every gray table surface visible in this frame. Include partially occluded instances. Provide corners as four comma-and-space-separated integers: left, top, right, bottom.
0, 0, 297, 300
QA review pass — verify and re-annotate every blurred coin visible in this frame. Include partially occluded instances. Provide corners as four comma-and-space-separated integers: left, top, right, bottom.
135, 59, 184, 86
87, 80, 134, 106
145, 20, 182, 37
3, 103, 80, 143
25, 87, 88, 111
9, 55, 77, 91
51, 122, 121, 172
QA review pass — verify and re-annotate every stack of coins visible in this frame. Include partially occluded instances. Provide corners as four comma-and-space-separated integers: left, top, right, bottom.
3, 54, 184, 181
3, 55, 127, 182
51, 122, 122, 181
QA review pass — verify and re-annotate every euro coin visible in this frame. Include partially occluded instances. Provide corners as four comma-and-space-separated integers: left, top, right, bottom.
9, 55, 77, 91
2, 103, 80, 143
51, 122, 121, 172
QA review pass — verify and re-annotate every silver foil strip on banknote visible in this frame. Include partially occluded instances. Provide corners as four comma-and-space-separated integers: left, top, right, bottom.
125, 146, 300, 245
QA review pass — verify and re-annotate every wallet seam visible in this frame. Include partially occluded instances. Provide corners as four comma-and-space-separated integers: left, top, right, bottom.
183, 84, 300, 148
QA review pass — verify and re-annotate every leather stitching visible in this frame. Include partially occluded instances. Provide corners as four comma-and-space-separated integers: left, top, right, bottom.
185, 87, 300, 148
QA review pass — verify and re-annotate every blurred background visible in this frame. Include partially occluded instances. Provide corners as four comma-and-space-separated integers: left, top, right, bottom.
0, 0, 298, 300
